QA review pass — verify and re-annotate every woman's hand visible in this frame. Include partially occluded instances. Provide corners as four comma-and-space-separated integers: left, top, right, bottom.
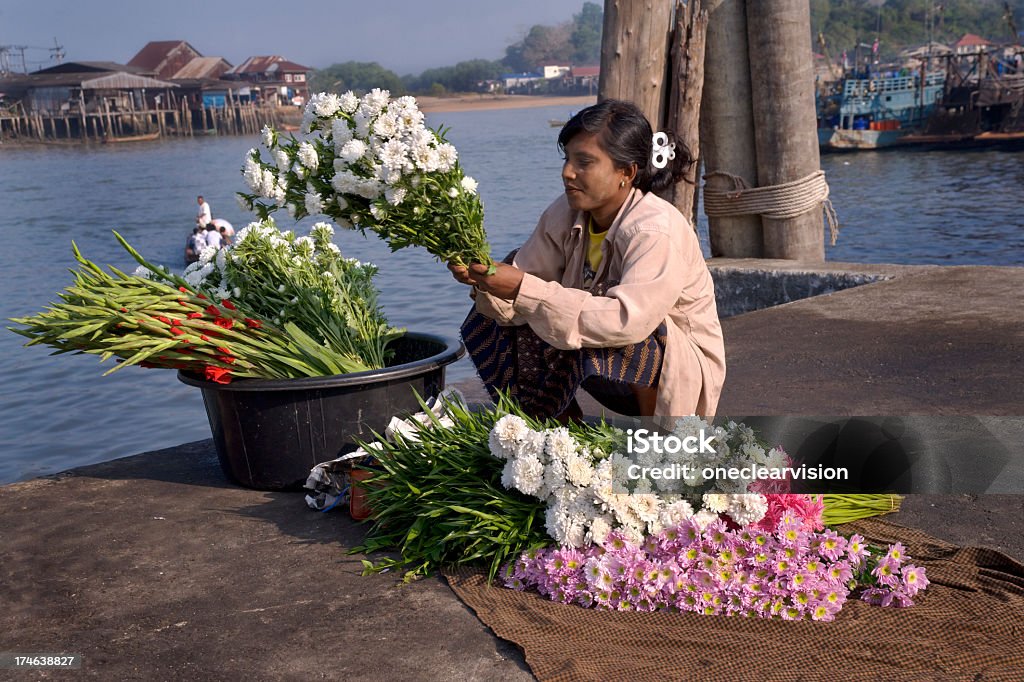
447, 262, 525, 300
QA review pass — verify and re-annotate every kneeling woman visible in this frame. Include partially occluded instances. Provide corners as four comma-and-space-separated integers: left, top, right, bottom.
450, 99, 725, 420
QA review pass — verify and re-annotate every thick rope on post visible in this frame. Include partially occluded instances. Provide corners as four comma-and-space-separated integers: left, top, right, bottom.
703, 169, 840, 246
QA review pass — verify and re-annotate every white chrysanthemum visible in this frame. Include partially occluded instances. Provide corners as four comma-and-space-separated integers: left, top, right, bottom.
373, 112, 400, 138
412, 145, 440, 172
726, 494, 768, 526
544, 427, 578, 462
460, 176, 478, 194
447, 187, 459, 198
261, 125, 276, 148
331, 169, 358, 194
488, 430, 516, 460
565, 453, 594, 488
297, 141, 319, 169
542, 455, 567, 496
360, 88, 391, 114
378, 139, 409, 171
629, 494, 662, 524
492, 414, 531, 447
331, 118, 353, 148
369, 204, 386, 220
658, 500, 695, 528
273, 183, 287, 206
338, 91, 359, 114
291, 162, 306, 181
338, 139, 367, 164
384, 187, 407, 206
311, 222, 335, 240
198, 246, 219, 265
435, 142, 458, 170
517, 430, 546, 460
511, 454, 544, 496
312, 92, 341, 118
325, 242, 341, 255
243, 153, 263, 192
304, 191, 325, 216
691, 509, 720, 530
273, 149, 290, 169
702, 492, 731, 513
585, 515, 614, 546
672, 415, 711, 441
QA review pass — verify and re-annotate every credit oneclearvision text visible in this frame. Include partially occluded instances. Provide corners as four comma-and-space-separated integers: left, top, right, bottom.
625, 428, 849, 484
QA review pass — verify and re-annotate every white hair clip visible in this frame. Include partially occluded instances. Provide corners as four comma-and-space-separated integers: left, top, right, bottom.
651, 131, 676, 169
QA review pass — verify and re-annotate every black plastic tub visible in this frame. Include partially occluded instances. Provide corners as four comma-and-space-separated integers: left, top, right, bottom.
178, 332, 464, 491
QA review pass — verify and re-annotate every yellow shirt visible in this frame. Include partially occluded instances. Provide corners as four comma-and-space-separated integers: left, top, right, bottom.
587, 217, 608, 272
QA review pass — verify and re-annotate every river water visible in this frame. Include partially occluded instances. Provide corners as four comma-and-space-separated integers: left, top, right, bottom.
1, 104, 1023, 483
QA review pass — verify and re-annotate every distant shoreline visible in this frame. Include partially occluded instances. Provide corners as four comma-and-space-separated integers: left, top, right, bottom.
416, 94, 597, 114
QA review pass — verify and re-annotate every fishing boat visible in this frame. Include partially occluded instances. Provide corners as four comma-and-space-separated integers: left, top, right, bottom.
817, 72, 946, 151
101, 130, 161, 144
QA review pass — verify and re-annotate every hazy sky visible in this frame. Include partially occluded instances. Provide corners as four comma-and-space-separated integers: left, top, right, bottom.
2, 0, 591, 75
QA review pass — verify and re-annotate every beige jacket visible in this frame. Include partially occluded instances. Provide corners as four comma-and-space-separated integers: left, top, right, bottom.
475, 188, 726, 417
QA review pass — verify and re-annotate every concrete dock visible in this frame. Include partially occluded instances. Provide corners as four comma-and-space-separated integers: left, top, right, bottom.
2, 263, 1023, 679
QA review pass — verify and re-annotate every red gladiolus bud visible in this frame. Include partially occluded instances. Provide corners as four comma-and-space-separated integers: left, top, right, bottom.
204, 365, 232, 384
155, 316, 171, 325
200, 334, 210, 341
178, 286, 188, 293
197, 293, 207, 300
213, 317, 234, 330
216, 355, 236, 365
221, 299, 237, 310
245, 318, 262, 329
169, 327, 185, 336
187, 312, 203, 319
119, 307, 128, 312
205, 305, 221, 317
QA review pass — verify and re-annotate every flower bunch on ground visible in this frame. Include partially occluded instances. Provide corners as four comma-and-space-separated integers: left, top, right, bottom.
487, 414, 801, 547
352, 394, 619, 582
238, 89, 494, 271
175, 218, 402, 370
9, 232, 392, 382
504, 516, 929, 619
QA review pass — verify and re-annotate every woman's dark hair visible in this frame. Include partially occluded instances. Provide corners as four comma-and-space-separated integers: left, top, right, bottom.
557, 99, 693, 194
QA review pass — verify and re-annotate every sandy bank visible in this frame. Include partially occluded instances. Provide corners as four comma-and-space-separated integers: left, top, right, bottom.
416, 94, 596, 114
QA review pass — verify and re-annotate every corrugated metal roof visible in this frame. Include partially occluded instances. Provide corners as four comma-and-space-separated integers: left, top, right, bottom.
171, 57, 232, 80
227, 55, 312, 75
0, 72, 177, 90
128, 41, 200, 70
32, 61, 151, 75
571, 66, 600, 77
80, 73, 178, 90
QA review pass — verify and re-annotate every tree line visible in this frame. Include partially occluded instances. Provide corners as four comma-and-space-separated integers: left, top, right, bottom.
308, 1, 1022, 96
812, 0, 1023, 60
309, 1, 602, 96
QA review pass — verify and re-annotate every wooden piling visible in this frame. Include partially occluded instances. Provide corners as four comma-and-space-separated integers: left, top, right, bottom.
599, 0, 674, 126
701, 0, 764, 257
661, 0, 708, 222
746, 0, 824, 260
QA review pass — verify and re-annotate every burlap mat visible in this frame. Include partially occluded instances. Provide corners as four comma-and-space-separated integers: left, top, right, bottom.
442, 518, 1024, 681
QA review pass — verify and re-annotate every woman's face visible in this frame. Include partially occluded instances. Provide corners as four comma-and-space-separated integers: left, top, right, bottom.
561, 131, 633, 226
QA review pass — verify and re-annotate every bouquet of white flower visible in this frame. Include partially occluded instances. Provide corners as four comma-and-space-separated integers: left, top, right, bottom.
179, 218, 403, 371
238, 89, 495, 273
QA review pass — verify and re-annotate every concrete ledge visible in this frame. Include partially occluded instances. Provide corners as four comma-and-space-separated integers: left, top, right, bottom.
709, 258, 930, 317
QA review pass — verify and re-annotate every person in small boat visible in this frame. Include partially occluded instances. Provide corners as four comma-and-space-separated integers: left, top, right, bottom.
203, 222, 223, 250
185, 226, 205, 264
449, 99, 725, 421
211, 218, 234, 246
196, 195, 212, 228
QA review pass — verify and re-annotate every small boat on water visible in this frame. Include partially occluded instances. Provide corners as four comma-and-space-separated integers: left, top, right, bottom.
101, 131, 161, 144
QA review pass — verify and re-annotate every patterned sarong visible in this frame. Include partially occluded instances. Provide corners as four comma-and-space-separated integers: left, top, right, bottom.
460, 307, 666, 419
